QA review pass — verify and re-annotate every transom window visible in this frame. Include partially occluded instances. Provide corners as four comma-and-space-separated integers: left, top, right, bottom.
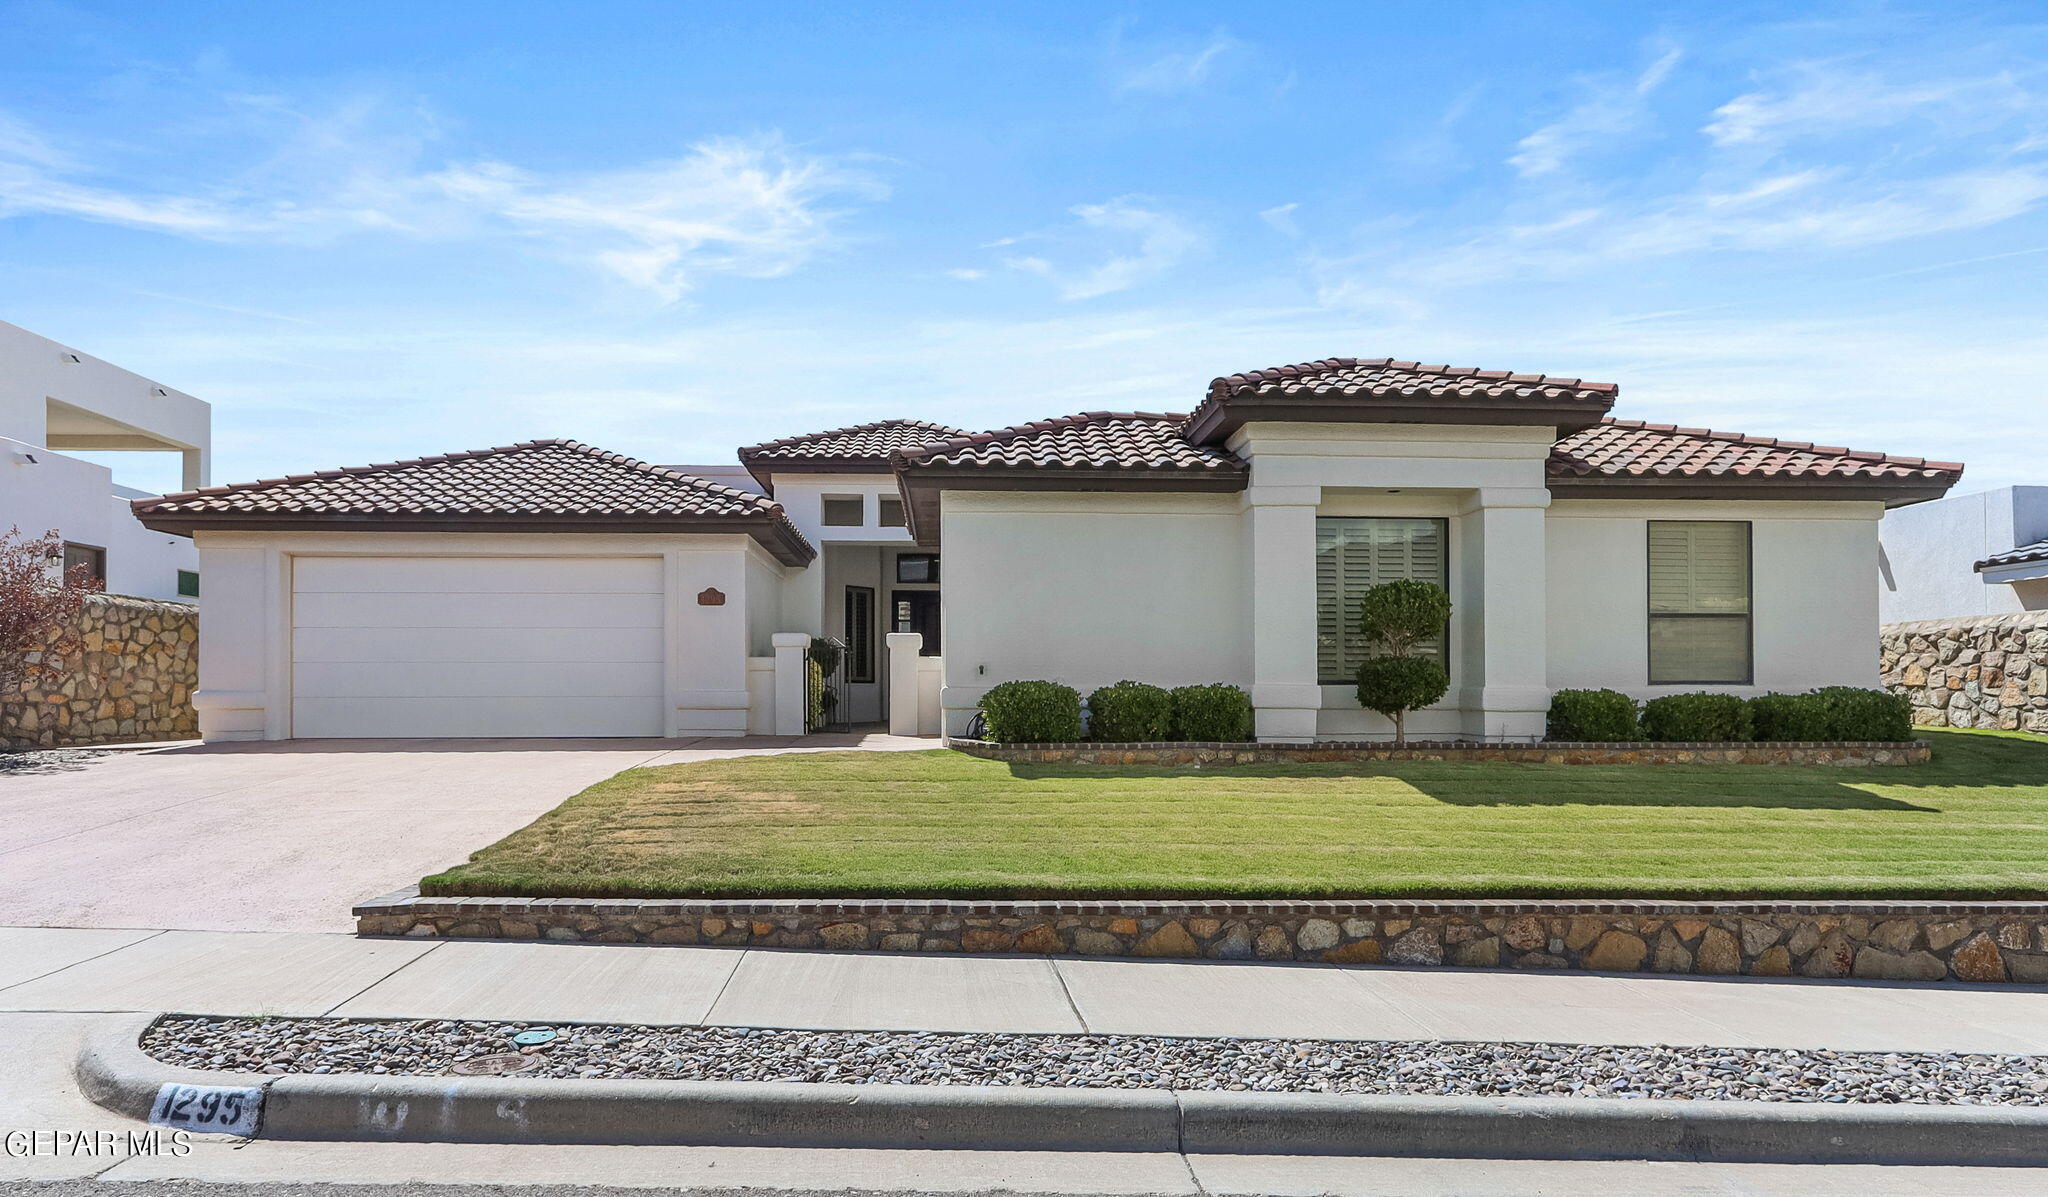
821, 495, 865, 527
878, 496, 906, 527
1647, 520, 1752, 685
1315, 517, 1447, 684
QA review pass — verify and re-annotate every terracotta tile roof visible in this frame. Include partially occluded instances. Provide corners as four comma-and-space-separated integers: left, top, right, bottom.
739, 419, 965, 467
132, 439, 815, 564
1185, 357, 1619, 442
897, 412, 1247, 476
1979, 540, 2048, 571
1209, 357, 1621, 404
1549, 419, 1966, 485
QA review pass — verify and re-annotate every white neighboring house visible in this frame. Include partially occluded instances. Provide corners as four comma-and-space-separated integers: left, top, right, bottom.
133, 356, 1963, 743
1879, 486, 2048, 623
1, 320, 210, 601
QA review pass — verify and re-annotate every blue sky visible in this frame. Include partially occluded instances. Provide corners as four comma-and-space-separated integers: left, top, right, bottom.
3, 0, 2045, 495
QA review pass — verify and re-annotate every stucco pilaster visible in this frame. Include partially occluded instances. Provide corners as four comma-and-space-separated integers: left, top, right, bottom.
1246, 486, 1321, 742
1460, 488, 1550, 739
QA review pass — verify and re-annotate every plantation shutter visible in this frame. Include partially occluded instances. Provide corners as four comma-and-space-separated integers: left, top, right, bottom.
1315, 517, 1447, 684
1647, 521, 1752, 684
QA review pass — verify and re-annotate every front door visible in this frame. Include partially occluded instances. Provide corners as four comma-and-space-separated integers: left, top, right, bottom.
892, 590, 939, 656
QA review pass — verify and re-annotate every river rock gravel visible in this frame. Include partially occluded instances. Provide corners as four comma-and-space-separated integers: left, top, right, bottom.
141, 1016, 2048, 1105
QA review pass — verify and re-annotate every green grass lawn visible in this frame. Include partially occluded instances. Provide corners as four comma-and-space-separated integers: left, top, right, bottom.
420, 728, 2048, 901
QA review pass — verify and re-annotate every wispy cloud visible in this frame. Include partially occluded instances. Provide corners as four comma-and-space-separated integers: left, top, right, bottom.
1703, 64, 2029, 149
998, 196, 1204, 300
1260, 203, 1301, 237
0, 104, 883, 300
1109, 27, 1241, 95
1511, 46, 1683, 178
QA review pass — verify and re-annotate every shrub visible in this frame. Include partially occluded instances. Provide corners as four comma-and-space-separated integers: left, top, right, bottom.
1170, 683, 1254, 742
1810, 686, 1914, 742
1747, 692, 1829, 742
978, 680, 1082, 743
1355, 656, 1450, 744
1639, 691, 1753, 742
1087, 680, 1174, 742
1546, 689, 1640, 742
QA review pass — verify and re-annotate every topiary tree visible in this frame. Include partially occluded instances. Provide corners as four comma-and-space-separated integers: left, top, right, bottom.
1353, 579, 1451, 746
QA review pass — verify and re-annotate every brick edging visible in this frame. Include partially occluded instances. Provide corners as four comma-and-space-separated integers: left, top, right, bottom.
357, 889, 2048, 983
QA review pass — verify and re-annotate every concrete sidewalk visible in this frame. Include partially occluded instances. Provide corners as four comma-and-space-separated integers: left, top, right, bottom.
8, 924, 2048, 1052
0, 732, 931, 933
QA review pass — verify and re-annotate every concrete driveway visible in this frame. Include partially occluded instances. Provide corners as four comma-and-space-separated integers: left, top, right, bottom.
0, 732, 931, 933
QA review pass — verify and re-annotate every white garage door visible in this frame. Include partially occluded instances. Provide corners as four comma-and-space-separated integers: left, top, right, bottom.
292, 556, 665, 738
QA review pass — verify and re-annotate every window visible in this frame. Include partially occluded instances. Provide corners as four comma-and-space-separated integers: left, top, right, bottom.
61, 542, 105, 586
821, 495, 865, 527
896, 552, 939, 584
894, 590, 940, 655
177, 569, 200, 598
1647, 521, 1752, 685
843, 586, 876, 683
1315, 517, 1447, 684
878, 495, 906, 528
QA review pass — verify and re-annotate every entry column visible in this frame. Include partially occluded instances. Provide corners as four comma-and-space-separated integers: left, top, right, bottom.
1246, 485, 1322, 743
1461, 487, 1551, 740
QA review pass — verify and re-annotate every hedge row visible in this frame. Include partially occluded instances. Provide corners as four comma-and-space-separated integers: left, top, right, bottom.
978, 680, 1253, 744
1547, 686, 1912, 743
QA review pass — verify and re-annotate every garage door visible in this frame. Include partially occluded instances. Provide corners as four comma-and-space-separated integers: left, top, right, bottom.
291, 556, 665, 738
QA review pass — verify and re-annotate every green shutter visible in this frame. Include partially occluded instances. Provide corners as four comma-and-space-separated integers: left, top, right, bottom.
1316, 517, 1447, 683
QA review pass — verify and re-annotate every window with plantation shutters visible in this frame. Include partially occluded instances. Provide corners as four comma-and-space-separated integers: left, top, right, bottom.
1647, 521, 1752, 684
1315, 517, 1447, 684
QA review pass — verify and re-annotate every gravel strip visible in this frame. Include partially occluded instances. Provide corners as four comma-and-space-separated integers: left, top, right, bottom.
0, 747, 109, 775
142, 1016, 2048, 1105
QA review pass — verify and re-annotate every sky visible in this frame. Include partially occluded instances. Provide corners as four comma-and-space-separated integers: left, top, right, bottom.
2, 0, 2045, 496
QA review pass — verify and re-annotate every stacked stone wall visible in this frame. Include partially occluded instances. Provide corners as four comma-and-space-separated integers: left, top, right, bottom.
1882, 611, 2048, 733
1, 594, 198, 747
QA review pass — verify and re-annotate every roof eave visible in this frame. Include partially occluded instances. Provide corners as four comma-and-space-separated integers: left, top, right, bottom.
134, 510, 818, 566
1186, 393, 1613, 445
1544, 474, 1961, 508
894, 464, 1249, 547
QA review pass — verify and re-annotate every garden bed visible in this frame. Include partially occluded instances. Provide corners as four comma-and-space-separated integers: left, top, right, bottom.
949, 739, 1930, 767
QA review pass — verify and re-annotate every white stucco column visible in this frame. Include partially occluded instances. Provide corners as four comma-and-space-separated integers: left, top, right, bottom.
1246, 485, 1322, 742
771, 632, 811, 736
1461, 487, 1551, 740
191, 540, 277, 740
885, 631, 923, 736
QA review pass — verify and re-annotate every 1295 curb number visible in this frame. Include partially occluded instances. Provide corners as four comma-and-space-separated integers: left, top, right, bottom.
148, 1083, 263, 1137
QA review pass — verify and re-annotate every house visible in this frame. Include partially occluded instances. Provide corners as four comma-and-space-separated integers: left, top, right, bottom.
1879, 486, 2048, 623
2, 319, 211, 601
133, 357, 1963, 743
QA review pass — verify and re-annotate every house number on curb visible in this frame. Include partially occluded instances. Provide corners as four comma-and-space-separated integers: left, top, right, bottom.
149, 1083, 263, 1137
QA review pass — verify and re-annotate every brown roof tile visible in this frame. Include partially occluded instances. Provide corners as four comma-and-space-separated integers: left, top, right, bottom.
132, 439, 815, 564
1549, 419, 1966, 483
1183, 357, 1620, 442
897, 412, 1246, 475
1209, 357, 1621, 404
740, 419, 964, 465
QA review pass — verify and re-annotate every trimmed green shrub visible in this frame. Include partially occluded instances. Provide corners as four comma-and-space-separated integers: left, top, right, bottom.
979, 680, 1082, 743
1747, 692, 1829, 742
1170, 683, 1254, 742
1640, 691, 1753, 742
1356, 656, 1450, 744
1810, 686, 1914, 742
1087, 680, 1175, 742
1546, 689, 1640, 742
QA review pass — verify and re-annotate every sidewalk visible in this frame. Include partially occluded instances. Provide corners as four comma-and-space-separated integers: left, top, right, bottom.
11, 927, 2048, 1194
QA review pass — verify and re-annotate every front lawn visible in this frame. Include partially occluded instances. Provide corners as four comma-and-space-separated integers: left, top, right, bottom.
420, 729, 2048, 900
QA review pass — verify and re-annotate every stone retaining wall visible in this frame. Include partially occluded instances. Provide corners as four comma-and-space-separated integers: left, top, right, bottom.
1, 594, 198, 748
358, 892, 2048, 983
950, 739, 1930, 767
1882, 611, 2048, 733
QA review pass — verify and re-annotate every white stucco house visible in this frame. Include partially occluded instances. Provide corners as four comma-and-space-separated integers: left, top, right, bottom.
1879, 486, 2048, 623
2, 319, 211, 601
133, 357, 1963, 743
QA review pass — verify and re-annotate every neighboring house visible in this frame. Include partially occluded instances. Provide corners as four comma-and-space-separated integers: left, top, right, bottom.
1, 320, 211, 601
133, 356, 1963, 743
1879, 486, 2048, 623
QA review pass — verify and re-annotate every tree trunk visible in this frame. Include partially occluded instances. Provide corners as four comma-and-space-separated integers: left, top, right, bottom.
1393, 708, 1406, 748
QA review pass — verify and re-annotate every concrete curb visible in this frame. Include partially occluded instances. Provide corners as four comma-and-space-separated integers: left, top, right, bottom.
78, 1016, 2048, 1162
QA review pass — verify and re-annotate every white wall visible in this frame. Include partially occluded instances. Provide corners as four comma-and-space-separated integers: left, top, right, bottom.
0, 321, 209, 601
1879, 486, 2048, 622
1547, 499, 1886, 697
190, 530, 773, 740
939, 490, 1250, 735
